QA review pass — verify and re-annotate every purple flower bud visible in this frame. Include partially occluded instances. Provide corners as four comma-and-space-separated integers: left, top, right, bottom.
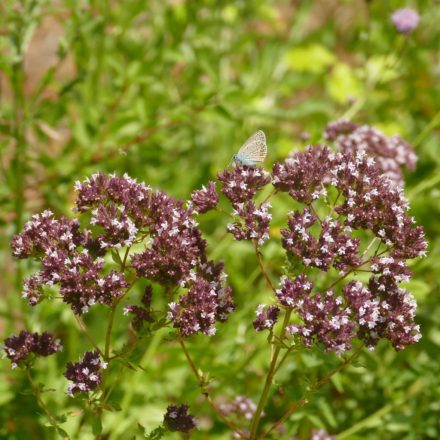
75, 173, 152, 228
272, 146, 333, 204
163, 404, 196, 433
287, 290, 356, 355
168, 277, 235, 336
282, 210, 361, 272
311, 429, 337, 440
276, 275, 313, 308
227, 201, 272, 246
218, 395, 259, 421
218, 165, 270, 205
124, 286, 154, 330
253, 305, 280, 332
64, 350, 107, 396
324, 119, 359, 141
3, 331, 61, 368
391, 8, 420, 35
190, 181, 219, 213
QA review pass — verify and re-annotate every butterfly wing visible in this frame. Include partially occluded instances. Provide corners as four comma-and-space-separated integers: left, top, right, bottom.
236, 130, 267, 164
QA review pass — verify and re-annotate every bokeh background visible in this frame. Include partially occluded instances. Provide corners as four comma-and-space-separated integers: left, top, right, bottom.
1, 0, 439, 439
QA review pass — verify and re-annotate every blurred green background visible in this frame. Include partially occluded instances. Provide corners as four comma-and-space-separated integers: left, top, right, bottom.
1, 0, 440, 439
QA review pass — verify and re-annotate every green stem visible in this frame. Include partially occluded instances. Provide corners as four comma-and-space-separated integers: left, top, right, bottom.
73, 314, 103, 357
249, 310, 292, 439
178, 337, 242, 435
337, 379, 423, 439
412, 110, 440, 148
25, 368, 65, 434
104, 303, 118, 360
10, 27, 27, 301
259, 345, 364, 439
253, 240, 275, 292
107, 328, 168, 440
407, 173, 440, 200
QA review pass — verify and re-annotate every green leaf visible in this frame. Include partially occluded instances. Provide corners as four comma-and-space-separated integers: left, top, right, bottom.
284, 44, 336, 73
92, 417, 102, 436
401, 280, 430, 302
327, 63, 363, 103
56, 428, 70, 438
145, 426, 166, 439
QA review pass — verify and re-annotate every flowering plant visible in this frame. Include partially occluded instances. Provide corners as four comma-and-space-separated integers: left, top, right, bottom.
3, 123, 426, 439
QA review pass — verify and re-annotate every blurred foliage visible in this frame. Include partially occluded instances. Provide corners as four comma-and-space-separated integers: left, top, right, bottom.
0, 0, 440, 439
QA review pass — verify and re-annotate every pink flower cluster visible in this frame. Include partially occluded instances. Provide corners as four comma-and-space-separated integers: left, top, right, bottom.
219, 165, 272, 246
324, 121, 417, 187
3, 331, 61, 368
11, 173, 235, 338
64, 350, 107, 396
265, 144, 427, 352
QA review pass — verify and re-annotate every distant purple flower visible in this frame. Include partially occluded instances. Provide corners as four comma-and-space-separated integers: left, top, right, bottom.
300, 131, 310, 142
311, 429, 337, 440
218, 165, 270, 205
327, 123, 417, 187
64, 350, 107, 396
253, 305, 280, 331
190, 181, 219, 213
163, 404, 196, 432
3, 331, 61, 368
391, 8, 420, 34
218, 395, 259, 421
323, 119, 359, 141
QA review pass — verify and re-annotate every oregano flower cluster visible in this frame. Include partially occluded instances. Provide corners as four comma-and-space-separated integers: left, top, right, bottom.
3, 122, 427, 438
324, 120, 417, 187
218, 136, 426, 353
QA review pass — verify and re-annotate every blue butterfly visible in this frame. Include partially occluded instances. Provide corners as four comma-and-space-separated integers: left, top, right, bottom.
232, 130, 268, 167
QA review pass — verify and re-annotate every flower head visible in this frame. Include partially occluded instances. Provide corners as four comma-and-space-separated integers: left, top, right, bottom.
253, 305, 280, 332
168, 276, 234, 337
64, 350, 107, 396
190, 181, 219, 213
287, 289, 356, 355
218, 165, 270, 205
218, 395, 258, 421
227, 201, 272, 246
391, 8, 420, 34
326, 123, 417, 187
3, 331, 61, 368
163, 404, 196, 432
124, 286, 154, 330
272, 146, 332, 204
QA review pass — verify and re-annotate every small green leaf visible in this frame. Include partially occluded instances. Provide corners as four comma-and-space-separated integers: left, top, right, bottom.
284, 44, 336, 73
145, 426, 166, 439
92, 417, 102, 436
